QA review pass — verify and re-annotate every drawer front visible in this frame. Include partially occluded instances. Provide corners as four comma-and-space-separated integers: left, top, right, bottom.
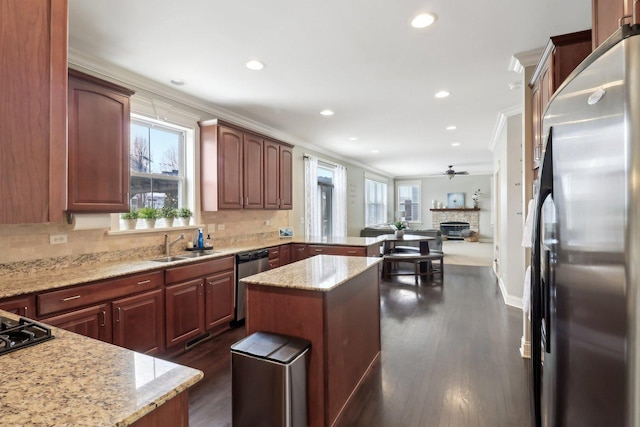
307, 245, 366, 257
165, 256, 234, 284
268, 247, 280, 260
38, 270, 163, 316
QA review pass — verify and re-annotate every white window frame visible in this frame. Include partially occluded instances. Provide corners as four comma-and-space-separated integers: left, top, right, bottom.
396, 180, 421, 223
109, 97, 199, 233
364, 178, 387, 226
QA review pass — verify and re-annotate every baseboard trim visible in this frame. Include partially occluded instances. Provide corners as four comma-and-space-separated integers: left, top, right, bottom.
520, 336, 531, 359
497, 276, 524, 309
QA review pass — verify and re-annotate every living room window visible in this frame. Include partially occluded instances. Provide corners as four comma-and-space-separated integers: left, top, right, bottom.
396, 181, 421, 223
365, 178, 387, 225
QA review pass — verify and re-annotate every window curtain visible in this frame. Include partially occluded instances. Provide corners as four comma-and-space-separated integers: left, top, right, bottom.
332, 164, 347, 237
304, 156, 322, 237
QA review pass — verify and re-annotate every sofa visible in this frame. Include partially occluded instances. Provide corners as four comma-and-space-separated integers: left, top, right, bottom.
360, 225, 443, 253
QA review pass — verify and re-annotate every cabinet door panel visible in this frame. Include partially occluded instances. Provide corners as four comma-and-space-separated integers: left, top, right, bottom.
218, 126, 244, 209
264, 140, 280, 209
279, 145, 293, 209
243, 133, 264, 209
165, 279, 205, 348
68, 70, 132, 212
291, 244, 308, 262
205, 270, 235, 329
113, 289, 164, 355
0, 295, 35, 318
0, 0, 66, 224
44, 304, 111, 343
280, 244, 291, 265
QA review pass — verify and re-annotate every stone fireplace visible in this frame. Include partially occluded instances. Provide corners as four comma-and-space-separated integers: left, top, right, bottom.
431, 208, 480, 238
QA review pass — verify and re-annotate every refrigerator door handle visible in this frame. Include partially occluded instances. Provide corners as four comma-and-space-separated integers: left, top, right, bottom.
531, 130, 554, 427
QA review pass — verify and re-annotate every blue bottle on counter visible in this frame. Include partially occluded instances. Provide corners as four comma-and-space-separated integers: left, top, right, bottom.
197, 228, 204, 248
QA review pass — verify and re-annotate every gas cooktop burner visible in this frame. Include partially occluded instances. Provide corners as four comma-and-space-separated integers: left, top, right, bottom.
0, 316, 54, 355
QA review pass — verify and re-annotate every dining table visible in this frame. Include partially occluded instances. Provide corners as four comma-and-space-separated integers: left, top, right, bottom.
380, 234, 436, 274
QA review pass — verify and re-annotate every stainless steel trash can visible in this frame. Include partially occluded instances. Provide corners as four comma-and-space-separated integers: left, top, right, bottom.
231, 332, 311, 427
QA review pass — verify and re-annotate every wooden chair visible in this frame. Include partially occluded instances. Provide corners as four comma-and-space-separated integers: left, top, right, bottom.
381, 252, 444, 285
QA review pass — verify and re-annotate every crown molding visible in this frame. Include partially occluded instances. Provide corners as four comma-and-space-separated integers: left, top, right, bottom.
68, 47, 393, 179
511, 47, 545, 72
488, 105, 522, 152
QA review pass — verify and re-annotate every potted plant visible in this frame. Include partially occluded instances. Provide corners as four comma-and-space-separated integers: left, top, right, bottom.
394, 221, 407, 238
120, 209, 138, 230
138, 207, 160, 229
161, 206, 177, 227
176, 207, 192, 227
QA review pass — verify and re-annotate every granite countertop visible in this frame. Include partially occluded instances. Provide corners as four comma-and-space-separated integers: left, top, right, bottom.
240, 254, 382, 292
0, 310, 203, 426
0, 236, 387, 300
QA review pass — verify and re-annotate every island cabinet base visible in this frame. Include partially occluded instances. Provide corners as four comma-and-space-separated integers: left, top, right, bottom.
245, 265, 381, 427
130, 391, 189, 427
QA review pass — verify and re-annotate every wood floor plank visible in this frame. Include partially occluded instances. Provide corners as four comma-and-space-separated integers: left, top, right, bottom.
171, 264, 531, 427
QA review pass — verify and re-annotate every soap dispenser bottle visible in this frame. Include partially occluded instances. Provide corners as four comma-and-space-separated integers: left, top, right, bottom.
205, 234, 213, 249
197, 228, 204, 248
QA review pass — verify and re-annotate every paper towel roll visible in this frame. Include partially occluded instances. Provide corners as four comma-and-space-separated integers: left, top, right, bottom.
71, 213, 112, 230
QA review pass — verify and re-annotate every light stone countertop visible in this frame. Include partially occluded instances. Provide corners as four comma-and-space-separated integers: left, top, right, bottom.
240, 254, 382, 292
0, 236, 386, 299
0, 310, 203, 426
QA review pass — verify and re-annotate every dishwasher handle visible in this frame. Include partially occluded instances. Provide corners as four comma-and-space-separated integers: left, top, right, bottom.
237, 249, 270, 263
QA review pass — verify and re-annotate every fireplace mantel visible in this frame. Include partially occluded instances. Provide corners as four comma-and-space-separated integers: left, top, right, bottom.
430, 208, 480, 212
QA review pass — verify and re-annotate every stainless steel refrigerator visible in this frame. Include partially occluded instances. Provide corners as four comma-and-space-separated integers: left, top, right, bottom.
531, 24, 640, 427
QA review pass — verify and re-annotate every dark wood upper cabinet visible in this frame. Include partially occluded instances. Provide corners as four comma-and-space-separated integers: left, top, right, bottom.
279, 145, 293, 210
0, 0, 67, 224
529, 30, 591, 170
264, 140, 280, 209
200, 119, 294, 211
216, 126, 244, 209
67, 69, 134, 213
243, 133, 264, 209
592, 0, 635, 49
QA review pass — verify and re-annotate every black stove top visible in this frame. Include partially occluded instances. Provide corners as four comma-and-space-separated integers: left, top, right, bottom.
0, 316, 54, 355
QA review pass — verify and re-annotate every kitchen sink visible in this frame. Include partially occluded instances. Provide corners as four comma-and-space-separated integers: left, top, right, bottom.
178, 251, 218, 258
150, 256, 190, 263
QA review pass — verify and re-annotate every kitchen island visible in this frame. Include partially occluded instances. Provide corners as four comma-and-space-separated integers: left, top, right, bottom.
0, 310, 203, 426
241, 255, 382, 427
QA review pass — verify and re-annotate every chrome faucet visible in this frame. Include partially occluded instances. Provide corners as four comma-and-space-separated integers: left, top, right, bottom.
165, 233, 185, 255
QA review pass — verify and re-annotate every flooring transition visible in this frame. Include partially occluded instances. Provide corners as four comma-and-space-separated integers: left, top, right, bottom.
441, 240, 494, 267
173, 264, 531, 427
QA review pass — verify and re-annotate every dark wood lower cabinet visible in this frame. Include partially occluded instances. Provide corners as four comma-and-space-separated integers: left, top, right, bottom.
0, 295, 35, 318
205, 270, 235, 329
165, 279, 206, 347
112, 289, 164, 355
130, 391, 190, 427
44, 303, 111, 343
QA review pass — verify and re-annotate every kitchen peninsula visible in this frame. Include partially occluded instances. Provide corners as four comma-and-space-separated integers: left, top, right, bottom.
242, 254, 383, 427
0, 310, 203, 426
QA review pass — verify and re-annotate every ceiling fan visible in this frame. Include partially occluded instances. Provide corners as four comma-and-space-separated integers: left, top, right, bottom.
444, 165, 469, 180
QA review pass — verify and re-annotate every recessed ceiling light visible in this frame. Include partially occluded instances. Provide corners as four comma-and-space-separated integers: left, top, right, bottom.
245, 60, 265, 71
435, 90, 450, 98
320, 109, 334, 116
411, 13, 437, 29
349, 137, 358, 141
170, 79, 186, 86
371, 150, 380, 153
446, 125, 457, 130
451, 142, 461, 147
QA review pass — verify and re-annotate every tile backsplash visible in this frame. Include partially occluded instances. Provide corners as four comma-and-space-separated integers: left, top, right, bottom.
0, 210, 289, 266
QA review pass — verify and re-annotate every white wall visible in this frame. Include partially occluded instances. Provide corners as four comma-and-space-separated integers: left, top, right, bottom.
494, 113, 525, 308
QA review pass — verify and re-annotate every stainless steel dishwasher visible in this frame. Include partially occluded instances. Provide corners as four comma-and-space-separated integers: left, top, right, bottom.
235, 249, 270, 323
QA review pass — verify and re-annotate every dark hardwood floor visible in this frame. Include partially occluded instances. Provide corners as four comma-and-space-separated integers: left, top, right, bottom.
172, 264, 532, 427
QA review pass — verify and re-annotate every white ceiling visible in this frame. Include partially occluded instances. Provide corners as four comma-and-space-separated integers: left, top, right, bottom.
68, 0, 592, 178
